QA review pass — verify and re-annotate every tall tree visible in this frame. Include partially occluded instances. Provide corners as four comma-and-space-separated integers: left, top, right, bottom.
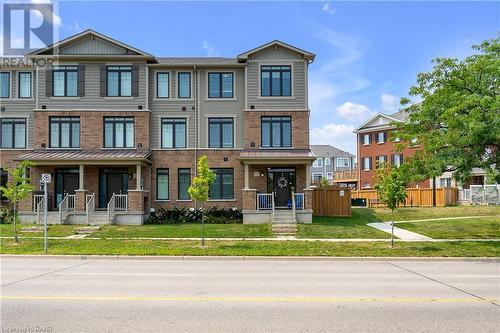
396, 37, 499, 185
375, 165, 407, 247
0, 161, 36, 242
188, 156, 216, 246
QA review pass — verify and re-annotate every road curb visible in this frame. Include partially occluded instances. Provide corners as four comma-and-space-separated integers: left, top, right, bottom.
1, 254, 499, 262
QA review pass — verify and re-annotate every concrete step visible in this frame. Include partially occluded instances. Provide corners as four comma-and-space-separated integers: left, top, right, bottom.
272, 224, 297, 236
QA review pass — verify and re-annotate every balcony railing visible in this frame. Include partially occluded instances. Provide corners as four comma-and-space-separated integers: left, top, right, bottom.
333, 170, 357, 181
257, 193, 273, 210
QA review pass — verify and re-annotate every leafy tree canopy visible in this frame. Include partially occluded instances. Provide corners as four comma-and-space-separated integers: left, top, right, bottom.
188, 156, 216, 203
396, 36, 499, 185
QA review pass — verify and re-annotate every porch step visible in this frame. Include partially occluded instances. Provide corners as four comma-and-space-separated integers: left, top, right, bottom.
272, 224, 297, 236
273, 210, 296, 224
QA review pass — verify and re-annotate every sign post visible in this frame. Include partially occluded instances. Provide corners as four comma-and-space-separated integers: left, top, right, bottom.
41, 173, 51, 253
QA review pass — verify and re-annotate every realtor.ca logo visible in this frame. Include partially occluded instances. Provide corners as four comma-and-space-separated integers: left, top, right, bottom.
3, 2, 55, 55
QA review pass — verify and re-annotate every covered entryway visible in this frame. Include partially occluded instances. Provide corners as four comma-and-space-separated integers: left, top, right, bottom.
267, 168, 296, 208
99, 168, 129, 209
54, 168, 79, 209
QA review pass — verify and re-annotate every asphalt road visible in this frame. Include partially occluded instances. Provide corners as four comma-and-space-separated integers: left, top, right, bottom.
1, 256, 499, 333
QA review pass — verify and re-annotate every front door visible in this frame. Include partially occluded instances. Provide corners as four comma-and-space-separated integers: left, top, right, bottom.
55, 169, 79, 208
268, 168, 296, 208
99, 168, 129, 208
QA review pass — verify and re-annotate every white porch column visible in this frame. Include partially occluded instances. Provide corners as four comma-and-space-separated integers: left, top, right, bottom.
78, 165, 84, 190
136, 164, 142, 190
306, 163, 311, 190
244, 164, 249, 190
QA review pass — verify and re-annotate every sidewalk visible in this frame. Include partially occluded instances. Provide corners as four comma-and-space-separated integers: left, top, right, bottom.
367, 222, 432, 240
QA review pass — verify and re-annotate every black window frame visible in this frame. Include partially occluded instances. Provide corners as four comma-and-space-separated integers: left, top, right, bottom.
0, 72, 10, 98
18, 72, 32, 99
177, 72, 191, 98
52, 66, 78, 97
208, 72, 234, 98
260, 65, 291, 97
156, 168, 169, 200
106, 66, 132, 97
178, 168, 191, 200
261, 116, 292, 148
103, 117, 135, 148
161, 118, 187, 149
0, 118, 26, 149
0, 168, 8, 201
49, 116, 80, 148
208, 117, 234, 148
156, 72, 169, 98
209, 168, 234, 200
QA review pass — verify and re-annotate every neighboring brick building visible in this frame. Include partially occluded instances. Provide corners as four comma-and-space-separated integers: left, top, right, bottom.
0, 29, 316, 224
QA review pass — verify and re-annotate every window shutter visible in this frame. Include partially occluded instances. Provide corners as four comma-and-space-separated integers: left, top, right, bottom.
45, 68, 53, 97
132, 64, 139, 97
391, 154, 395, 165
400, 154, 404, 164
384, 132, 388, 142
77, 65, 85, 97
368, 157, 372, 170
99, 65, 106, 97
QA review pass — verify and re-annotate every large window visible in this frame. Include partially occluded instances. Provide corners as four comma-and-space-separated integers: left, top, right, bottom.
156, 72, 169, 98
439, 178, 452, 188
208, 72, 233, 98
53, 66, 78, 97
376, 155, 387, 168
161, 118, 186, 148
178, 168, 191, 200
261, 116, 291, 148
50, 117, 80, 148
209, 118, 233, 148
391, 154, 403, 167
104, 117, 134, 148
261, 65, 291, 97
156, 169, 169, 200
376, 132, 386, 144
336, 157, 350, 168
0, 72, 10, 98
178, 72, 191, 98
363, 134, 371, 145
312, 173, 323, 181
362, 157, 371, 171
18, 72, 32, 98
210, 169, 234, 200
107, 66, 132, 97
0, 118, 26, 149
313, 158, 323, 167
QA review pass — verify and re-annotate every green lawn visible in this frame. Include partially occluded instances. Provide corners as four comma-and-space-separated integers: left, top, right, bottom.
0, 224, 77, 237
371, 205, 500, 221
91, 223, 273, 239
397, 216, 500, 239
0, 238, 498, 257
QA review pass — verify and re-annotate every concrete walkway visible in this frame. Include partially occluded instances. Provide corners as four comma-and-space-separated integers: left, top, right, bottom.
367, 223, 433, 240
392, 215, 500, 224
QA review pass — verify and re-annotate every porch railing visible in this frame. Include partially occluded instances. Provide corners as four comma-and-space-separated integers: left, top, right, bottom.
86, 193, 95, 224
67, 194, 75, 211
294, 192, 304, 210
59, 194, 71, 224
292, 191, 296, 216
257, 193, 273, 210
458, 189, 471, 202
35, 196, 45, 224
115, 194, 128, 211
107, 193, 116, 224
33, 194, 44, 213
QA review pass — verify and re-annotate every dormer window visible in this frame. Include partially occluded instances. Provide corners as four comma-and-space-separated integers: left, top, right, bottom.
261, 65, 291, 97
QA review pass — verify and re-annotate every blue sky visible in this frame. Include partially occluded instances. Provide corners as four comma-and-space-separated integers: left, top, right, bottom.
11, 1, 500, 153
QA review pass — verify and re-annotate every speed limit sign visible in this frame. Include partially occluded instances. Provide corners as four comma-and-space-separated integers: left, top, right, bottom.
41, 173, 52, 183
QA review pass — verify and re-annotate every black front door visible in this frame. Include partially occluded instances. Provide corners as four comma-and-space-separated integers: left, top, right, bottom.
99, 168, 128, 208
55, 169, 79, 208
268, 168, 296, 208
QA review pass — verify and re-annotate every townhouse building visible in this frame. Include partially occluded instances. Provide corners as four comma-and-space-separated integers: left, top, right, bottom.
0, 30, 316, 224
310, 145, 357, 188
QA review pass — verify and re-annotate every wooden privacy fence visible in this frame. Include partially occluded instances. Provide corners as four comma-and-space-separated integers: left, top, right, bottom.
352, 188, 458, 207
312, 187, 352, 217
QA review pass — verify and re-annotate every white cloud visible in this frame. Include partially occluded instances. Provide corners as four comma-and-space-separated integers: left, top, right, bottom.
310, 123, 357, 153
335, 101, 371, 121
322, 3, 335, 15
381, 94, 399, 112
30, 0, 62, 27
202, 41, 218, 56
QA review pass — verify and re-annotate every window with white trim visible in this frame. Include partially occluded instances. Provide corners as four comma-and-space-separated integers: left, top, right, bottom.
336, 157, 350, 168
313, 158, 323, 167
363, 134, 370, 145
362, 157, 371, 171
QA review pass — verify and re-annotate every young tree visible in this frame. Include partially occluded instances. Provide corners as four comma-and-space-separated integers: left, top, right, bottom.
396, 37, 499, 185
374, 165, 407, 247
0, 161, 36, 243
188, 156, 216, 246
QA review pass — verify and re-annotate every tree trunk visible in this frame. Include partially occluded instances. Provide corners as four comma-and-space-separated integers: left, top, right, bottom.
201, 208, 205, 247
391, 209, 394, 248
13, 202, 19, 243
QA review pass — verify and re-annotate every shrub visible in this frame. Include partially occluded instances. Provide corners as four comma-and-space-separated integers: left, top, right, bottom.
145, 207, 242, 224
0, 206, 14, 224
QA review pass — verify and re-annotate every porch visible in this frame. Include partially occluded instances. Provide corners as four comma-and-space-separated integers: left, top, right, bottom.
14, 149, 152, 225
239, 149, 315, 224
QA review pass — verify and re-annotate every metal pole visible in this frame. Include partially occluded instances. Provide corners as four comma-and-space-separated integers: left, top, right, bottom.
432, 177, 436, 207
44, 182, 48, 253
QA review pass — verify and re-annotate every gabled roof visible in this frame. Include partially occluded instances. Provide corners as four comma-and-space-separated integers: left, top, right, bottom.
237, 40, 315, 62
353, 112, 404, 133
27, 29, 156, 61
310, 145, 354, 158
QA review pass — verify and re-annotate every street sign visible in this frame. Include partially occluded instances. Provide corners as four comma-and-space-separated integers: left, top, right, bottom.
41, 173, 51, 183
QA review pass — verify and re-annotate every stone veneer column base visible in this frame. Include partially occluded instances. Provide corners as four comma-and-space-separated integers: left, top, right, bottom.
74, 190, 87, 212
